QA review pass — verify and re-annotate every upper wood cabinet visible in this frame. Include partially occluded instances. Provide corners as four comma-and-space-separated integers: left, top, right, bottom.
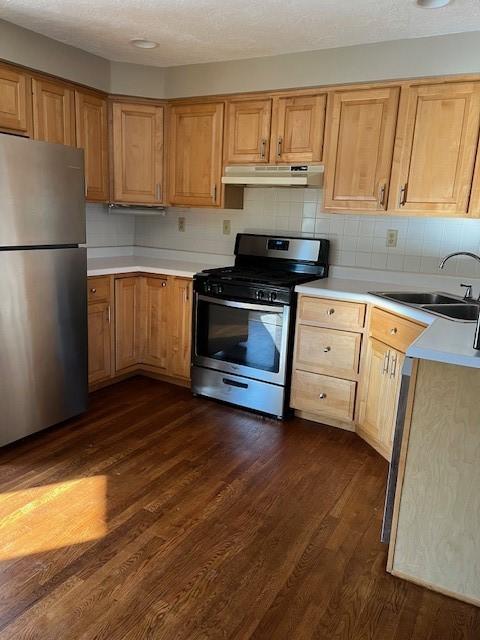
271, 93, 326, 163
111, 101, 164, 205
389, 81, 480, 216
32, 78, 75, 146
75, 91, 109, 202
225, 98, 272, 163
168, 102, 224, 207
323, 87, 400, 211
0, 63, 31, 135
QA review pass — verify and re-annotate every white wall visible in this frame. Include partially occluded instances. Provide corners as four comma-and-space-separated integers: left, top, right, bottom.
86, 204, 135, 247
164, 32, 480, 98
0, 19, 110, 91
134, 189, 480, 278
109, 61, 166, 98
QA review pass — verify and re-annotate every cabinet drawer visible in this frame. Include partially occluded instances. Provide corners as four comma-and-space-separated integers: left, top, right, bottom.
295, 325, 361, 379
299, 296, 366, 330
88, 276, 111, 304
291, 370, 356, 421
370, 307, 425, 353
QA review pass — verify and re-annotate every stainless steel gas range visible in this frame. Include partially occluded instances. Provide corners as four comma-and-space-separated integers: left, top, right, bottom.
191, 233, 329, 418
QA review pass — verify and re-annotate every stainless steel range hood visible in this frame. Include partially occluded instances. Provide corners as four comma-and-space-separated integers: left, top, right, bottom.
221, 164, 324, 187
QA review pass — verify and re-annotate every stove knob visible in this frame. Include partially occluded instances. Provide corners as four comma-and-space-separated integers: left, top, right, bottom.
257, 290, 265, 300
270, 291, 277, 302
217, 284, 223, 294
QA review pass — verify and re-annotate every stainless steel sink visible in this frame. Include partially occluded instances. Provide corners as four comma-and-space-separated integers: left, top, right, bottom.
370, 291, 480, 322
422, 304, 480, 321
372, 291, 464, 305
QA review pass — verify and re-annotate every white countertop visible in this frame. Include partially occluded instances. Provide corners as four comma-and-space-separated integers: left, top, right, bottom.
87, 255, 221, 279
296, 278, 480, 369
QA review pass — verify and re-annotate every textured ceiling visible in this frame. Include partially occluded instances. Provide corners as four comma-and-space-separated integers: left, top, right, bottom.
1, 0, 480, 67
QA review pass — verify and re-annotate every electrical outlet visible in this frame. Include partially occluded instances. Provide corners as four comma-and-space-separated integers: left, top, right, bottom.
222, 219, 231, 235
386, 229, 398, 248
178, 216, 186, 232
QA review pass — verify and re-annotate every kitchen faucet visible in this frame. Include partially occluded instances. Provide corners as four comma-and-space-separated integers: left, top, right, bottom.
439, 252, 480, 300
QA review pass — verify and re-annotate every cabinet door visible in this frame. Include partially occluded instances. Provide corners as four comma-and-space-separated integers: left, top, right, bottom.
272, 94, 326, 163
112, 102, 164, 204
75, 91, 109, 202
88, 302, 112, 384
168, 102, 224, 207
389, 82, 480, 215
32, 78, 75, 145
324, 87, 399, 211
168, 278, 193, 379
0, 63, 31, 135
359, 338, 391, 445
140, 277, 169, 370
115, 277, 141, 371
225, 98, 272, 163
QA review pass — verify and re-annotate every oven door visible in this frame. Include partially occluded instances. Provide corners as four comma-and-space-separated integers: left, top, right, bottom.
193, 294, 290, 385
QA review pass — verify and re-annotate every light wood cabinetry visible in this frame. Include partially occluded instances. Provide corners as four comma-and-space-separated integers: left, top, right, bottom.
168, 102, 224, 207
111, 101, 164, 204
358, 307, 425, 459
225, 98, 272, 163
168, 278, 193, 379
32, 78, 75, 145
0, 62, 31, 135
115, 277, 141, 372
140, 276, 169, 371
271, 93, 326, 163
75, 91, 109, 202
324, 87, 400, 211
292, 295, 366, 430
87, 276, 113, 386
389, 81, 480, 215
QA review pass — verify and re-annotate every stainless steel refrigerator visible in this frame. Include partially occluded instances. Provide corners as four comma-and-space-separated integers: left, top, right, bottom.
0, 135, 88, 447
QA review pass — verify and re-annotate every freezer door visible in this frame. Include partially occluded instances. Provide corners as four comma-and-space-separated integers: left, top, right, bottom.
0, 248, 88, 446
0, 135, 85, 247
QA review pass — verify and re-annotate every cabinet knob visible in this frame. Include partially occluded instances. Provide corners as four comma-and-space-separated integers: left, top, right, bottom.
390, 327, 398, 335
319, 393, 327, 399
327, 308, 335, 316
161, 281, 167, 287
323, 346, 331, 353
90, 288, 96, 293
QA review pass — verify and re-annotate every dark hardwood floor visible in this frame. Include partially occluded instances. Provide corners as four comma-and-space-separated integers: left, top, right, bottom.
0, 376, 479, 640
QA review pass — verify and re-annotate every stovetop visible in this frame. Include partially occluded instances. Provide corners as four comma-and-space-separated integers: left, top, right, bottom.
198, 266, 316, 287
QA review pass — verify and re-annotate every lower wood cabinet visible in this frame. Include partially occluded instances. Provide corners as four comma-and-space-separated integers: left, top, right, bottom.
87, 276, 113, 385
140, 276, 169, 370
168, 278, 193, 379
115, 276, 142, 371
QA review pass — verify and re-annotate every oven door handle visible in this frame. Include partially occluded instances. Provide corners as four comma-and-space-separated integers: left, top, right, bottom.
196, 294, 285, 313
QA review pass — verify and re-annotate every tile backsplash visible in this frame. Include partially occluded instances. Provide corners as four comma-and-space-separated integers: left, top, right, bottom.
88, 189, 480, 277
86, 203, 135, 247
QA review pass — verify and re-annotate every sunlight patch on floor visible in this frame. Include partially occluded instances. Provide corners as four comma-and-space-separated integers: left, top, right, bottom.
0, 475, 107, 561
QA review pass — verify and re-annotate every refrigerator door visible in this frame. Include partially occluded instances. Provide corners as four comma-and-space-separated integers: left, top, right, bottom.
0, 135, 85, 247
0, 248, 88, 446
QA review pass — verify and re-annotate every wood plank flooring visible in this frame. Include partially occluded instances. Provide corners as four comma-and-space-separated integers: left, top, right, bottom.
0, 376, 479, 639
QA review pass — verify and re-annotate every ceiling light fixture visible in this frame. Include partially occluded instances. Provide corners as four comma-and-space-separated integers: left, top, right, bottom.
130, 39, 158, 49
417, 0, 451, 7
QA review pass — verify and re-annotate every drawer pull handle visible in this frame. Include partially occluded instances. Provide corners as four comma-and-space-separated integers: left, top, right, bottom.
223, 377, 248, 389
327, 308, 335, 316
319, 393, 327, 399
323, 346, 331, 353
390, 327, 398, 335
90, 288, 97, 293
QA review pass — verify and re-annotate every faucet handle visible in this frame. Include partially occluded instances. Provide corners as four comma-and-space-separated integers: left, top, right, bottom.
460, 283, 473, 300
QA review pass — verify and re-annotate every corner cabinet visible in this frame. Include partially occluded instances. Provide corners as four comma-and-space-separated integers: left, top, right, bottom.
111, 101, 164, 205
323, 87, 400, 211
32, 77, 76, 146
168, 102, 224, 207
388, 81, 480, 216
75, 91, 109, 202
0, 62, 31, 135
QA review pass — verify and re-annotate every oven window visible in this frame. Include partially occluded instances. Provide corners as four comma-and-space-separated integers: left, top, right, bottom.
196, 300, 284, 373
